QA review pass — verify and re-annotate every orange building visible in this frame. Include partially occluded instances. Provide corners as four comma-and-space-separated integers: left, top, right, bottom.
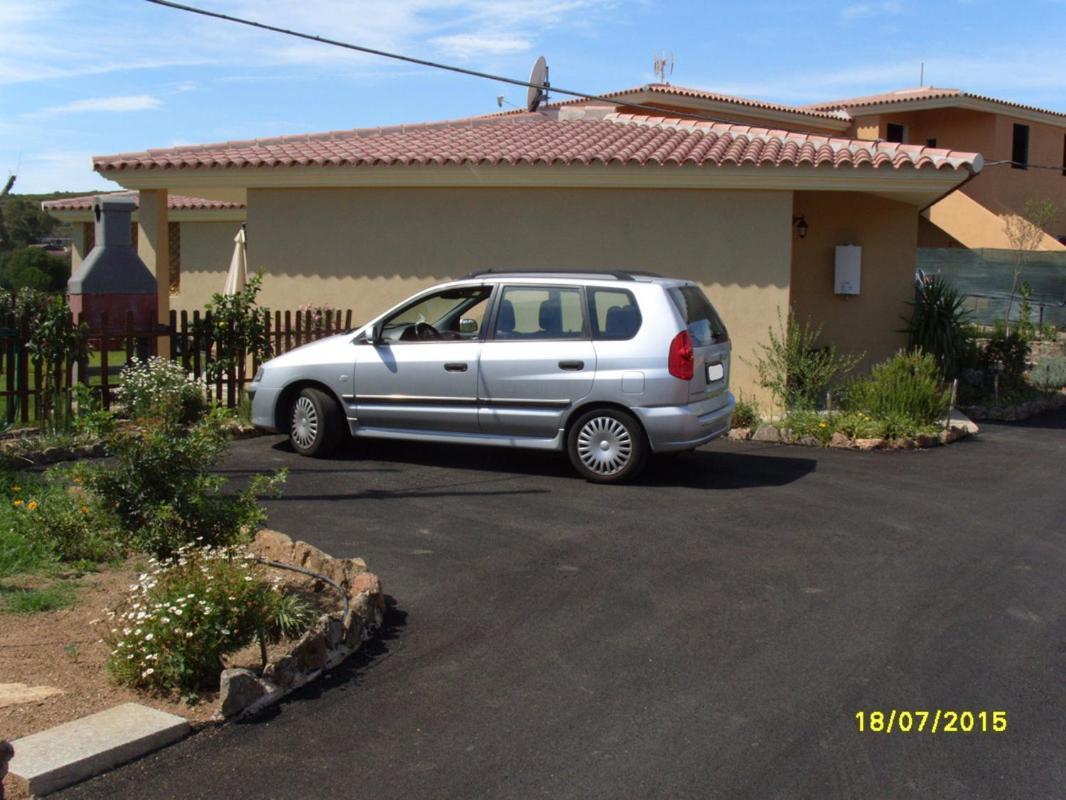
563, 84, 1066, 250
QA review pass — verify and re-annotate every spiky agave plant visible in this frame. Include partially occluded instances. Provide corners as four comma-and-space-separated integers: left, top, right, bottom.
904, 275, 972, 379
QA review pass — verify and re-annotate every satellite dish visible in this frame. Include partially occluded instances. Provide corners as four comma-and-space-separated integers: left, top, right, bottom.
526, 56, 549, 111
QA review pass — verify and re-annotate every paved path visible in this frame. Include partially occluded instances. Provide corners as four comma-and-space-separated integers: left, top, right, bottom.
60, 412, 1066, 799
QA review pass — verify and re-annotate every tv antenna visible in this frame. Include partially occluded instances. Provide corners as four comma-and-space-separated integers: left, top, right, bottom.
526, 55, 549, 111
653, 51, 674, 85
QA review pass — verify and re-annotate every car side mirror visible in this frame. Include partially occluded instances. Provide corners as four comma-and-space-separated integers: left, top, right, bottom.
459, 318, 478, 334
354, 322, 384, 345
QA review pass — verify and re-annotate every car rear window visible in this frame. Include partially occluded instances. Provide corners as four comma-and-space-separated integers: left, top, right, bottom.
668, 286, 729, 346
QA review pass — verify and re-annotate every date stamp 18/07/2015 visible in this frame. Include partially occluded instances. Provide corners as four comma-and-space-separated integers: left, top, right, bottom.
855, 710, 1008, 734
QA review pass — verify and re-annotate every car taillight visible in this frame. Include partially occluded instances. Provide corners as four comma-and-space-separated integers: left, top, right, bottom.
668, 330, 694, 381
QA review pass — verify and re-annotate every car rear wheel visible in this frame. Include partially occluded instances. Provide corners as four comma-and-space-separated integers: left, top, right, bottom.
567, 408, 647, 484
289, 388, 344, 457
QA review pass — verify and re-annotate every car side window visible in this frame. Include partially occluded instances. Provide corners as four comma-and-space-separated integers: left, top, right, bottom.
494, 286, 585, 340
380, 286, 492, 343
588, 288, 641, 340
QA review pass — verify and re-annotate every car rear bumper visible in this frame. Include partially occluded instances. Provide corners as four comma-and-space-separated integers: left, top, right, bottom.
249, 384, 282, 432
634, 392, 735, 452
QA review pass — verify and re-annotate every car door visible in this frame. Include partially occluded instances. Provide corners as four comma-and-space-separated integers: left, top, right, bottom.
478, 284, 596, 438
354, 285, 492, 433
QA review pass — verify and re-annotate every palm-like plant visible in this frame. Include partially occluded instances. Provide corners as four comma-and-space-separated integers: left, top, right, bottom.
904, 275, 972, 379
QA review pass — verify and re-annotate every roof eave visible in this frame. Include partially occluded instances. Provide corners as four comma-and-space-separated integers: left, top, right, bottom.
96, 162, 974, 204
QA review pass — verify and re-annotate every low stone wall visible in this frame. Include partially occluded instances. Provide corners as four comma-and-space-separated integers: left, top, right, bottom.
217, 529, 386, 720
961, 390, 1066, 421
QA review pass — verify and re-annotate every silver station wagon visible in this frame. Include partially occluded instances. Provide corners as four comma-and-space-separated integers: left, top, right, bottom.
249, 270, 735, 483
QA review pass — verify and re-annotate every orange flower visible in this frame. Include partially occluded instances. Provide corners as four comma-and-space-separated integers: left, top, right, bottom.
13, 499, 23, 507
26, 500, 38, 511
81, 506, 90, 514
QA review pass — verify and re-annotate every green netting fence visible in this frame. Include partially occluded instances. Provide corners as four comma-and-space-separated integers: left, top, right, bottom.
917, 248, 1066, 328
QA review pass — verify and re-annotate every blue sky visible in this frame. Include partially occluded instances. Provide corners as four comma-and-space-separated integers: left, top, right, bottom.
2, 0, 1065, 193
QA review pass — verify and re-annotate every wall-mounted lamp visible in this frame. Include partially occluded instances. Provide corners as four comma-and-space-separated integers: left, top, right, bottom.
792, 215, 808, 239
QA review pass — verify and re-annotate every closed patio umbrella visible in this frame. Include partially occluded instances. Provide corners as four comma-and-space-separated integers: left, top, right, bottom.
223, 224, 247, 295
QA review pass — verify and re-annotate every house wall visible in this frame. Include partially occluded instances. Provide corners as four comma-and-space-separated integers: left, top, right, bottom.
850, 108, 1066, 246
171, 221, 241, 312
789, 191, 919, 385
246, 186, 795, 402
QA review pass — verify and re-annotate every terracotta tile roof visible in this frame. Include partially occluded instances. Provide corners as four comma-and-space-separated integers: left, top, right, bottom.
804, 86, 1066, 120
93, 110, 980, 174
41, 191, 244, 212
551, 83, 851, 122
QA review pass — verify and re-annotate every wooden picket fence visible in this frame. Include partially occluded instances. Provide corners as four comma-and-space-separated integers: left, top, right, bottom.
0, 307, 355, 424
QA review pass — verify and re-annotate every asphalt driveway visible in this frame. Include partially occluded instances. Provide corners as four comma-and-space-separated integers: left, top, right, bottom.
60, 411, 1066, 799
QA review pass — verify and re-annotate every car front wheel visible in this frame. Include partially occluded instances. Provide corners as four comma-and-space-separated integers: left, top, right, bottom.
567, 408, 647, 483
289, 387, 344, 457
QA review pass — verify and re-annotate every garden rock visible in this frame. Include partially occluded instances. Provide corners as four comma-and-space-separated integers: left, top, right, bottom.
219, 669, 268, 718
893, 437, 917, 450
796, 435, 820, 448
291, 629, 329, 673
828, 432, 851, 449
251, 528, 295, 564
1, 738, 13, 787
315, 614, 346, 649
915, 433, 940, 448
727, 427, 751, 441
262, 655, 300, 691
752, 424, 782, 443
854, 438, 885, 451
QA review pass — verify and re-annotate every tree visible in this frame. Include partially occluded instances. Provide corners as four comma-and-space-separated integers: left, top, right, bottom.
1, 197, 59, 250
1003, 199, 1060, 332
0, 246, 70, 292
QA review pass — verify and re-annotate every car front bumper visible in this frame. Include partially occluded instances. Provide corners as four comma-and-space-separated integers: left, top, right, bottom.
635, 392, 735, 452
248, 383, 282, 432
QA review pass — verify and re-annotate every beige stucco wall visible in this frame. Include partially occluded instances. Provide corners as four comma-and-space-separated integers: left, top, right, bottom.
171, 221, 241, 312
789, 191, 919, 383
246, 186, 794, 402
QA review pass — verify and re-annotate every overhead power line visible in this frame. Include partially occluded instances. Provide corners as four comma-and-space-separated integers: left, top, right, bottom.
141, 0, 812, 128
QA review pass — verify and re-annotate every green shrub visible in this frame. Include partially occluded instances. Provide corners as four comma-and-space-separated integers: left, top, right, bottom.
117, 357, 208, 425
780, 409, 834, 445
0, 471, 121, 568
198, 274, 273, 384
832, 411, 882, 440
1029, 357, 1066, 390
82, 409, 284, 559
980, 329, 1031, 392
845, 351, 951, 427
731, 394, 761, 429
104, 544, 313, 692
904, 275, 973, 379
72, 384, 116, 440
748, 309, 863, 411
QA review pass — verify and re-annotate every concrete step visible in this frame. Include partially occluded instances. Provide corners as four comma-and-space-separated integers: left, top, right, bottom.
8, 702, 189, 796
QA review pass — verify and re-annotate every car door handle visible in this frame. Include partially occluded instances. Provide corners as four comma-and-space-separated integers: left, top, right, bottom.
444, 362, 468, 372
558, 360, 585, 371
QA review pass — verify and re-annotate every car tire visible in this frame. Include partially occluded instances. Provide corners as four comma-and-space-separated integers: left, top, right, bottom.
288, 387, 344, 458
567, 408, 648, 484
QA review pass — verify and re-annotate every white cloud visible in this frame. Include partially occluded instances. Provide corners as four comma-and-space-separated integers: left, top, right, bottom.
841, 1, 905, 19
0, 1, 615, 85
431, 33, 532, 58
28, 95, 163, 118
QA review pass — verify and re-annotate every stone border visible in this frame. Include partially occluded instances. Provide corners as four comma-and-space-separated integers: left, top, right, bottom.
729, 423, 970, 451
960, 389, 1066, 422
216, 529, 385, 720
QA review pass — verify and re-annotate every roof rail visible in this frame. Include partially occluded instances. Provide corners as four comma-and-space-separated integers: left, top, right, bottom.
461, 268, 662, 281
